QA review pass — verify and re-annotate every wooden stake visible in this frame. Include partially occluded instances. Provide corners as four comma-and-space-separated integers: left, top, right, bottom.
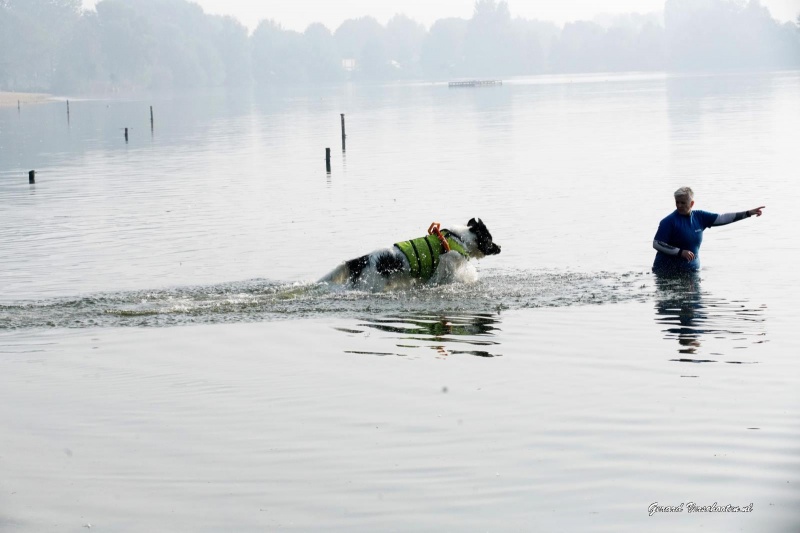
340, 113, 346, 150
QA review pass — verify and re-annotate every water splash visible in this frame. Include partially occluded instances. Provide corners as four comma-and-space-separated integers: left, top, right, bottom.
0, 269, 653, 330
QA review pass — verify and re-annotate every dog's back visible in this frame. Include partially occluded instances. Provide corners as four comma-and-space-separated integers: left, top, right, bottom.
319, 248, 408, 290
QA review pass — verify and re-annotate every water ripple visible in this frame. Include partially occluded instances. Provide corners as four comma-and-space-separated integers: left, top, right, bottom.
0, 269, 651, 330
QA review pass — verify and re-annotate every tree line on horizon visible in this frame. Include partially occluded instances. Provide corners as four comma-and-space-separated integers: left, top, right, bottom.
0, 0, 798, 93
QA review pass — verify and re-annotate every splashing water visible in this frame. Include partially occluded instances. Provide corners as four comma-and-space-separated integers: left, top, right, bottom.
0, 269, 653, 330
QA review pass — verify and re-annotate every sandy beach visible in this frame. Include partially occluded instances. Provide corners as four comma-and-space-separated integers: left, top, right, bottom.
0, 91, 52, 107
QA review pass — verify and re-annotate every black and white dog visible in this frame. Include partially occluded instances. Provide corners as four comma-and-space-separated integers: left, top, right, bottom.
320, 218, 501, 291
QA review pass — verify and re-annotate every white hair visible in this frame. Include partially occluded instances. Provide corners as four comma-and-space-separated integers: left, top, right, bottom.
673, 186, 694, 200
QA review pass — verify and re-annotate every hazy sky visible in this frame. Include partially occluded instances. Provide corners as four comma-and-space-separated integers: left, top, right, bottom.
81, 0, 799, 32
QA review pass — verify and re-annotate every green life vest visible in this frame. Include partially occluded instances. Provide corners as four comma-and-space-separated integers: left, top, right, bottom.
393, 230, 468, 280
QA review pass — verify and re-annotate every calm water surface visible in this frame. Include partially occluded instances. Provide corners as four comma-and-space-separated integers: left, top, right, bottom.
1, 71, 798, 531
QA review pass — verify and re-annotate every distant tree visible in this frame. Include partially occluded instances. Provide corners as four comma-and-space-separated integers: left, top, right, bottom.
52, 11, 106, 92
665, 0, 798, 70
549, 21, 606, 72
58, 0, 253, 91
632, 22, 666, 70
601, 23, 665, 72
779, 18, 800, 66
334, 17, 389, 78
5, 0, 798, 92
147, 1, 224, 88
360, 35, 391, 78
420, 17, 468, 78
304, 23, 344, 82
512, 18, 559, 74
0, 6, 13, 89
209, 15, 252, 86
1, 0, 81, 90
252, 20, 309, 84
544, 15, 667, 73
464, 0, 516, 76
92, 0, 156, 90
385, 14, 426, 76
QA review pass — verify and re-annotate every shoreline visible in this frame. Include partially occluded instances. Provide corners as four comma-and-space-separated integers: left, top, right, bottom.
0, 91, 53, 107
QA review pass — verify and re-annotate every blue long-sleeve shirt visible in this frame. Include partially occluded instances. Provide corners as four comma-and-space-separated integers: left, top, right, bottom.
652, 209, 749, 275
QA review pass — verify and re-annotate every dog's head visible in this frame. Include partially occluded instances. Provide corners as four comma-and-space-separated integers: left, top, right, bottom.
466, 217, 501, 257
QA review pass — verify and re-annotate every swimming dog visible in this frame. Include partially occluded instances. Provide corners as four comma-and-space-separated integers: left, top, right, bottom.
320, 218, 501, 291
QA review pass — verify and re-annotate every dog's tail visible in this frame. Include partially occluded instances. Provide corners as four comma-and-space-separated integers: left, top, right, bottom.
318, 262, 351, 285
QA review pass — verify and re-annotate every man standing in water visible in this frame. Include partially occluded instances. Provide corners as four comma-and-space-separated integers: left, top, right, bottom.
652, 187, 765, 275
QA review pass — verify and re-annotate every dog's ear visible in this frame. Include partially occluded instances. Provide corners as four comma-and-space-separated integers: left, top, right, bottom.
468, 218, 481, 230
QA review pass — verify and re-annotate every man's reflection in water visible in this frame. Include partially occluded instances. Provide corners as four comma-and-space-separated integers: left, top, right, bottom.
654, 273, 707, 355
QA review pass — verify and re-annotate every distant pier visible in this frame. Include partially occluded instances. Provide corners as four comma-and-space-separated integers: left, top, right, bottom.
448, 80, 503, 88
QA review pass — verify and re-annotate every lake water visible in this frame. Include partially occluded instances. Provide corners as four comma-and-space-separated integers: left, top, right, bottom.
1, 71, 798, 531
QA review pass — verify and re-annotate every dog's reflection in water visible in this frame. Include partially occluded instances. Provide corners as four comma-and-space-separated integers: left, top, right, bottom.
338, 312, 502, 358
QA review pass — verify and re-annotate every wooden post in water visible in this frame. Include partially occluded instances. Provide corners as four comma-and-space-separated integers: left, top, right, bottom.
150, 106, 154, 131
326, 147, 331, 173
66, 100, 70, 123
124, 127, 129, 143
340, 113, 346, 150
29, 170, 35, 184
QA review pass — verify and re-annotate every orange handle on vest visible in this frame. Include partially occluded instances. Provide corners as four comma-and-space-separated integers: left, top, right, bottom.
428, 222, 451, 252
